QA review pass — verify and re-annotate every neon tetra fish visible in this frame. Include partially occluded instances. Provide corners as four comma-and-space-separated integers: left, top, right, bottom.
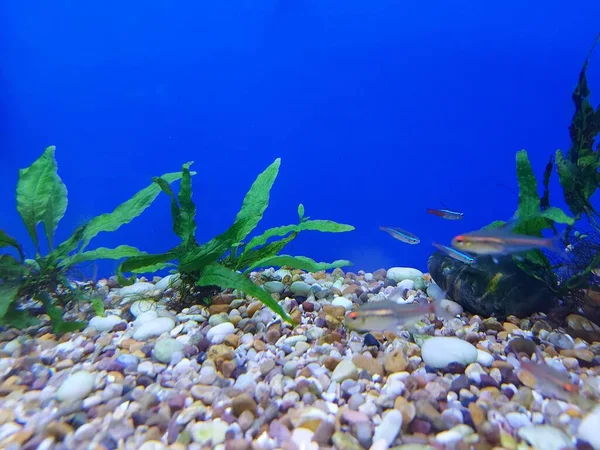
432, 242, 476, 265
380, 226, 420, 245
427, 208, 464, 220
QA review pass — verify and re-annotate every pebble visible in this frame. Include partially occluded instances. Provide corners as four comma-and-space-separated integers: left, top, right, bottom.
421, 337, 477, 369
331, 296, 353, 311
578, 408, 600, 449
373, 409, 403, 446
133, 317, 175, 340
518, 425, 573, 450
87, 315, 123, 332
56, 371, 95, 402
331, 360, 358, 382
290, 281, 312, 296
120, 282, 156, 298
153, 338, 184, 363
207, 322, 235, 344
386, 267, 423, 282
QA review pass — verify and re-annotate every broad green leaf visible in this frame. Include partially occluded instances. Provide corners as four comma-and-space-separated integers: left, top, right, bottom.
297, 204, 305, 221
0, 306, 39, 329
196, 263, 296, 325
120, 252, 177, 274
244, 254, 352, 274
153, 176, 184, 241
0, 282, 21, 319
482, 220, 507, 230
78, 171, 186, 251
0, 230, 24, 261
178, 162, 197, 247
60, 245, 148, 268
16, 146, 68, 251
244, 219, 355, 253
234, 234, 298, 271
515, 150, 540, 219
0, 254, 26, 280
180, 159, 281, 273
539, 207, 574, 226
49, 225, 87, 264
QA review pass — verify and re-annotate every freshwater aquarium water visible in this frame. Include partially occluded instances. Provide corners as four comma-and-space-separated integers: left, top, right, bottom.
1, 1, 600, 449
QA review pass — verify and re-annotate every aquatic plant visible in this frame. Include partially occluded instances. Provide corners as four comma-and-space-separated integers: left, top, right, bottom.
0, 146, 184, 332
484, 36, 600, 297
118, 159, 355, 325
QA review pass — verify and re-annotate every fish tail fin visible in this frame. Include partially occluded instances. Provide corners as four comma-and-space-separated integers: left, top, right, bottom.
427, 209, 442, 217
547, 229, 574, 262
431, 291, 456, 321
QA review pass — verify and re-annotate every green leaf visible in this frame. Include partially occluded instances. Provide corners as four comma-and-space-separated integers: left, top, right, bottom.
297, 204, 305, 221
0, 282, 21, 320
244, 219, 355, 253
0, 230, 24, 261
16, 146, 68, 251
120, 252, 177, 274
234, 234, 298, 271
90, 296, 105, 317
0, 306, 39, 329
77, 171, 185, 251
538, 207, 574, 226
515, 149, 541, 219
180, 159, 282, 273
243, 254, 352, 274
178, 162, 197, 247
0, 254, 26, 280
483, 220, 507, 230
153, 176, 184, 241
196, 263, 296, 325
59, 245, 148, 268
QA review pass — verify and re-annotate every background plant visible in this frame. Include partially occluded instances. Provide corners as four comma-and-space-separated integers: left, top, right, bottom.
0, 146, 184, 332
484, 36, 600, 298
118, 158, 355, 325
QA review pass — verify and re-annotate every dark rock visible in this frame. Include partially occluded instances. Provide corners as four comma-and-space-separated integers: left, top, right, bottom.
363, 333, 380, 348
479, 374, 499, 388
136, 375, 155, 387
450, 375, 471, 392
428, 251, 555, 319
409, 418, 432, 434
111, 322, 127, 332
507, 337, 537, 357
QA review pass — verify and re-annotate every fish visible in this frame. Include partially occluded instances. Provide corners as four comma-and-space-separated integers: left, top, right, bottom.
432, 242, 476, 265
516, 348, 580, 403
427, 208, 464, 220
344, 294, 455, 332
380, 226, 420, 245
451, 228, 565, 256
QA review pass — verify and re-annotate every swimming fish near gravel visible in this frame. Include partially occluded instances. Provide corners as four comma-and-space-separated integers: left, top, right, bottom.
426, 208, 464, 220
451, 228, 565, 256
380, 226, 420, 245
432, 242, 476, 265
515, 348, 581, 403
344, 295, 454, 332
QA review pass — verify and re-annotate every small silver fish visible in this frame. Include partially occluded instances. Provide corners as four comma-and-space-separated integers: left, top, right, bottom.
432, 242, 476, 265
380, 226, 420, 245
345, 296, 453, 332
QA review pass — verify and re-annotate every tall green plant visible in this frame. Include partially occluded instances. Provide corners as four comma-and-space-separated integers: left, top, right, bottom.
0, 146, 185, 332
119, 159, 355, 325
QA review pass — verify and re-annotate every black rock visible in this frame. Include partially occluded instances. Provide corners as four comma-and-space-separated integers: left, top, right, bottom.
450, 375, 470, 392
363, 333, 380, 348
428, 251, 555, 319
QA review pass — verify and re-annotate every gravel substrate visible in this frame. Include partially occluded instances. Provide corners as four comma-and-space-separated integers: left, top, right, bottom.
1, 267, 599, 450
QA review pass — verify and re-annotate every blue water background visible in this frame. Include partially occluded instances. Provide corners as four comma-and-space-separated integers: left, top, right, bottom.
2, 1, 599, 278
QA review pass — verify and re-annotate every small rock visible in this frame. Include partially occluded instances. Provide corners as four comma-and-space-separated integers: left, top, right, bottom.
518, 425, 573, 450
331, 296, 353, 311
133, 317, 175, 340
373, 409, 403, 446
331, 360, 358, 382
190, 419, 228, 445
153, 338, 184, 364
88, 315, 123, 332
290, 281, 312, 297
263, 281, 285, 294
578, 409, 600, 450
384, 347, 409, 373
476, 350, 494, 367
56, 371, 95, 402
207, 322, 235, 344
231, 393, 258, 417
387, 267, 423, 283
421, 337, 477, 369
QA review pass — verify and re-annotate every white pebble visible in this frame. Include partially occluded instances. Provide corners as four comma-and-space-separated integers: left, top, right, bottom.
421, 337, 477, 369
518, 425, 573, 450
578, 408, 600, 450
119, 282, 156, 298
56, 371, 95, 402
476, 349, 494, 367
155, 274, 180, 291
206, 322, 235, 344
133, 317, 175, 340
87, 315, 122, 332
397, 279, 415, 291
373, 409, 402, 446
386, 267, 423, 282
130, 299, 158, 318
331, 296, 353, 311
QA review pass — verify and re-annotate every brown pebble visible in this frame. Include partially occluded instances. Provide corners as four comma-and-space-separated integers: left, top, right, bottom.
322, 305, 345, 318
231, 394, 257, 417
468, 402, 486, 428
352, 354, 384, 377
209, 304, 230, 315
225, 438, 251, 450
384, 348, 408, 374
221, 360, 237, 378
247, 301, 263, 318
224, 334, 240, 348
253, 340, 266, 352
324, 356, 341, 372
290, 309, 302, 324
302, 302, 314, 313
266, 329, 281, 344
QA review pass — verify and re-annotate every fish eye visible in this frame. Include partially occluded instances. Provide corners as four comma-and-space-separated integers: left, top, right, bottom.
348, 312, 358, 320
